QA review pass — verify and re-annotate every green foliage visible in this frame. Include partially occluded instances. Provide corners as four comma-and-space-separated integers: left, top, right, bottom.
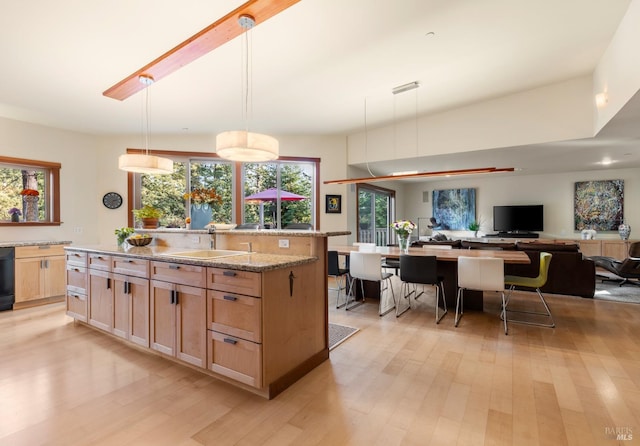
0, 166, 45, 220
132, 205, 163, 219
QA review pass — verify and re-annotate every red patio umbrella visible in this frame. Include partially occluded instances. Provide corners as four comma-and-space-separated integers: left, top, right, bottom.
244, 188, 306, 227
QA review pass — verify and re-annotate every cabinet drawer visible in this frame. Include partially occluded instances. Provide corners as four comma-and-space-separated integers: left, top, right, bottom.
112, 257, 149, 278
207, 290, 262, 343
88, 253, 112, 271
66, 291, 87, 322
207, 268, 261, 297
16, 244, 66, 258
66, 265, 87, 293
66, 250, 87, 267
151, 261, 206, 287
208, 331, 262, 388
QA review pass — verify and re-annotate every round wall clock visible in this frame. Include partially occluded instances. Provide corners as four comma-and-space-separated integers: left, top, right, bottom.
102, 192, 123, 209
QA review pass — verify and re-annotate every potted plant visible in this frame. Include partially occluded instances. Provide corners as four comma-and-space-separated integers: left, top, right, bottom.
132, 205, 163, 228
468, 219, 481, 238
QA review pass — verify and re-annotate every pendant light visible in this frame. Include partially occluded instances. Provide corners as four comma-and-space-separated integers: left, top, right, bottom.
216, 14, 279, 162
118, 75, 174, 174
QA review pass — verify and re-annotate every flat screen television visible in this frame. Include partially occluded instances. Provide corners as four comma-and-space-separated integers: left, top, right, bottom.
493, 205, 543, 235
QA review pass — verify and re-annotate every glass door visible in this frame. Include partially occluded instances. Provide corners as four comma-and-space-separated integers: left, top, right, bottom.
357, 184, 395, 245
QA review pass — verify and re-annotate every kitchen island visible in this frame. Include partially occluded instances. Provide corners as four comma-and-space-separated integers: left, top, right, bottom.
65, 229, 348, 399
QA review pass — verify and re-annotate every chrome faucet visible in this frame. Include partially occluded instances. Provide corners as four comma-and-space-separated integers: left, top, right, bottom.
240, 242, 252, 253
209, 235, 216, 250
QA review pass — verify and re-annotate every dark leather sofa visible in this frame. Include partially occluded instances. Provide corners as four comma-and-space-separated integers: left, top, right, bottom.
413, 239, 596, 298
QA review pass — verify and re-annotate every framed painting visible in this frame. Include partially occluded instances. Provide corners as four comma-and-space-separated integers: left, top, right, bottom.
326, 194, 341, 214
432, 188, 476, 230
574, 180, 624, 231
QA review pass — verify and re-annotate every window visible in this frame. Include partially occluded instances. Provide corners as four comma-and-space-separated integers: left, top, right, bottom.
357, 184, 395, 245
127, 149, 319, 229
0, 155, 61, 225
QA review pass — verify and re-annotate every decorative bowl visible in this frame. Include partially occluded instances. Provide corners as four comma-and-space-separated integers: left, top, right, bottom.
126, 236, 153, 246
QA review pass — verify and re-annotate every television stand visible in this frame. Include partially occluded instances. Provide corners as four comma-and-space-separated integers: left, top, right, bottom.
493, 231, 539, 238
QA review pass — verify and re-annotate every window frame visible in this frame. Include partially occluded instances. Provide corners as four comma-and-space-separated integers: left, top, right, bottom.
124, 148, 321, 229
0, 155, 61, 226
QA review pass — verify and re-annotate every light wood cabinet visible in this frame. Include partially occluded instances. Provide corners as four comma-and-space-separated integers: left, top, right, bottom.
150, 279, 207, 368
601, 240, 631, 260
150, 261, 207, 368
14, 244, 66, 305
66, 263, 87, 321
576, 240, 601, 258
113, 274, 150, 347
88, 268, 113, 332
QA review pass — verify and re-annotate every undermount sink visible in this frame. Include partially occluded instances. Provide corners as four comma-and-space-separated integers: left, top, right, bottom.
161, 249, 248, 259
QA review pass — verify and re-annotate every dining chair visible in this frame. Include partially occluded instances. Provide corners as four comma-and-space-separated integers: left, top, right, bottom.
455, 256, 507, 334
399, 255, 447, 322
328, 250, 350, 308
346, 251, 396, 316
503, 252, 554, 330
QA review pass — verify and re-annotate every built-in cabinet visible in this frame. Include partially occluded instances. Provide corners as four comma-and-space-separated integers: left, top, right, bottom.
150, 261, 207, 368
65, 243, 328, 400
575, 239, 635, 260
14, 244, 66, 307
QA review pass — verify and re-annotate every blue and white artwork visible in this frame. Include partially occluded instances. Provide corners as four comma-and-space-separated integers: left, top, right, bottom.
432, 188, 476, 230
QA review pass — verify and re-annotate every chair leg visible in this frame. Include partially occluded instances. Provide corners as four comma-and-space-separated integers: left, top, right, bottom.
454, 288, 464, 327
380, 277, 396, 317
396, 282, 411, 317
501, 291, 508, 335
345, 277, 365, 311
334, 275, 346, 309
501, 286, 555, 328
435, 282, 448, 324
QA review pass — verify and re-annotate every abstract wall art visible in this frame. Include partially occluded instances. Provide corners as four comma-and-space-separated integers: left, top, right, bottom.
574, 179, 624, 231
432, 188, 476, 231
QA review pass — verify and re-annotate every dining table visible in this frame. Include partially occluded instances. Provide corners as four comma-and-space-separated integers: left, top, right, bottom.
329, 245, 531, 311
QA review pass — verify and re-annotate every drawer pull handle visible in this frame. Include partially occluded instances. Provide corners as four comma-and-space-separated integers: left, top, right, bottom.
169, 265, 180, 270
39, 245, 51, 250
223, 338, 237, 345
223, 295, 237, 301
73, 268, 80, 272
127, 260, 133, 263
223, 271, 236, 277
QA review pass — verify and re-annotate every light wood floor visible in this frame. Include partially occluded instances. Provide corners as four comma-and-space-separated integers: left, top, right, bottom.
1, 280, 639, 445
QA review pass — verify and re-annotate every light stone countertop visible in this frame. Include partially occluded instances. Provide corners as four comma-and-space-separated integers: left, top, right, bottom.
65, 244, 317, 273
0, 240, 72, 248
137, 228, 350, 238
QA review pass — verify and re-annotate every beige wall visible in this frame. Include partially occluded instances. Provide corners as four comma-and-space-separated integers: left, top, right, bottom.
1, 117, 349, 245
403, 167, 640, 240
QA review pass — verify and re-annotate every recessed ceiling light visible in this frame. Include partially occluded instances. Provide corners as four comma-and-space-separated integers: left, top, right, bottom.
600, 158, 613, 165
425, 31, 435, 37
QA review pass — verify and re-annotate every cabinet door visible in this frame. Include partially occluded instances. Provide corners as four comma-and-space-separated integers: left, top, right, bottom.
577, 240, 601, 258
150, 280, 176, 356
88, 269, 113, 332
66, 291, 87, 322
44, 255, 67, 297
113, 274, 150, 347
15, 257, 44, 302
602, 240, 629, 261
129, 276, 150, 348
175, 284, 207, 368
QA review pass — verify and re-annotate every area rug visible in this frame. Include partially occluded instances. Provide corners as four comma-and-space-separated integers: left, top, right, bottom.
593, 278, 640, 304
328, 323, 359, 350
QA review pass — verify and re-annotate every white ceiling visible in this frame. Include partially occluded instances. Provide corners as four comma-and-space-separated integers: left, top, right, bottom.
1, 0, 638, 178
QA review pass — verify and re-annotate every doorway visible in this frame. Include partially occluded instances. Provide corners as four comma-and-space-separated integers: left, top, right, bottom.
356, 184, 395, 245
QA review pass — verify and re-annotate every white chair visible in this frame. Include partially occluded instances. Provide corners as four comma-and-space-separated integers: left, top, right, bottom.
353, 242, 376, 252
455, 256, 507, 334
346, 251, 397, 316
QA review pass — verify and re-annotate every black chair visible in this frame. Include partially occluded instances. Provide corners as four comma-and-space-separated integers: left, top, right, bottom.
589, 241, 640, 286
382, 244, 400, 275
234, 223, 260, 230
328, 250, 350, 308
398, 254, 447, 322
284, 223, 313, 230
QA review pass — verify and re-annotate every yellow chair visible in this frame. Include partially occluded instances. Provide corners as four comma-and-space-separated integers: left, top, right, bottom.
503, 252, 554, 331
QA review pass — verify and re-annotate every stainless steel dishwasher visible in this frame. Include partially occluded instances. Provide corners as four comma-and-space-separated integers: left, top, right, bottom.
0, 247, 15, 311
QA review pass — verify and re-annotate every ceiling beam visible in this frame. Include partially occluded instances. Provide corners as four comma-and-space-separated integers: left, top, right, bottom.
103, 0, 301, 101
323, 167, 516, 185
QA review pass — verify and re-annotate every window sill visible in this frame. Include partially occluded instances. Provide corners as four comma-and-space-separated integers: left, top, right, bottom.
0, 222, 62, 227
